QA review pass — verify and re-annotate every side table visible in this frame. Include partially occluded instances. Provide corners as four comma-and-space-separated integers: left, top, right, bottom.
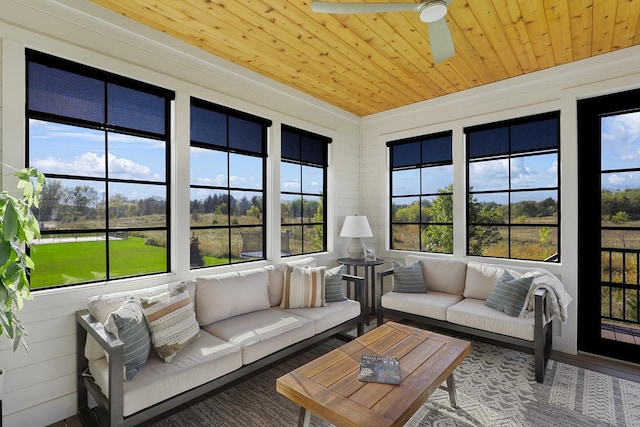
337, 257, 385, 322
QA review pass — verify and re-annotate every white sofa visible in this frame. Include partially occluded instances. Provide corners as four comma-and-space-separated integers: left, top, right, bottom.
76, 257, 364, 427
376, 255, 571, 383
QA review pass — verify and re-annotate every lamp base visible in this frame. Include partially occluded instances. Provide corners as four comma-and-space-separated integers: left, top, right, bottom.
347, 237, 366, 260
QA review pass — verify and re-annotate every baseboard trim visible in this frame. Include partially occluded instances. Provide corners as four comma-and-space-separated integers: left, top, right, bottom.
550, 349, 640, 383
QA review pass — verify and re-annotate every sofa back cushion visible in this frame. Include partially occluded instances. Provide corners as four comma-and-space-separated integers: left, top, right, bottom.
87, 280, 195, 324
85, 280, 195, 361
265, 257, 317, 306
195, 268, 270, 326
464, 262, 515, 300
405, 255, 467, 295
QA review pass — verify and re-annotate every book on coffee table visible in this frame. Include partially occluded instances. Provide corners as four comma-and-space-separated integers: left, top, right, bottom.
357, 354, 401, 385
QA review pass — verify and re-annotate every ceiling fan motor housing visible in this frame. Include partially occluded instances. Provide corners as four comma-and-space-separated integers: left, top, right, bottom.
419, 1, 448, 23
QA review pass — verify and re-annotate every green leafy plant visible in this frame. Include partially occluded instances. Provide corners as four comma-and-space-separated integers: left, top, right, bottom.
0, 167, 45, 352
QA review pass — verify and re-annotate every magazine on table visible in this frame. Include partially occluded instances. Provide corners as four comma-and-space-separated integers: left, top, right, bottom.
357, 354, 401, 385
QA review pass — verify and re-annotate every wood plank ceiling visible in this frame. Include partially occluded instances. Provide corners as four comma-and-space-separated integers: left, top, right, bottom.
90, 0, 640, 117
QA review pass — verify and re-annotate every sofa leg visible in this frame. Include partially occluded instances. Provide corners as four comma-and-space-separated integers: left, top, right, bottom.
534, 323, 552, 383
535, 350, 544, 383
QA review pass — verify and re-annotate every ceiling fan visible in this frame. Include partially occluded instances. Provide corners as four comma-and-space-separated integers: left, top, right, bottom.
310, 1, 455, 63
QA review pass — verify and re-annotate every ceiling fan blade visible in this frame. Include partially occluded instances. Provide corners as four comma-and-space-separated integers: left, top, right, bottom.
310, 2, 422, 15
428, 18, 455, 63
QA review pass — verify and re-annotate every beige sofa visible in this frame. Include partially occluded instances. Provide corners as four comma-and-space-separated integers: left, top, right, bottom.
376, 255, 571, 383
76, 257, 364, 427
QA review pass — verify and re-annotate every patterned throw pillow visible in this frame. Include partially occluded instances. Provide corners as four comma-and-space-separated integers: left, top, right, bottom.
280, 266, 327, 309
104, 298, 151, 380
485, 271, 534, 317
392, 260, 427, 293
140, 283, 200, 363
325, 265, 347, 302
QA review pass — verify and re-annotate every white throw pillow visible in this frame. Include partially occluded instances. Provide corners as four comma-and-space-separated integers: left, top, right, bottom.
195, 268, 270, 325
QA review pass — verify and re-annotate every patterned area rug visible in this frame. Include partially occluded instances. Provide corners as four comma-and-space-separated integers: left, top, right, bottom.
149, 337, 640, 427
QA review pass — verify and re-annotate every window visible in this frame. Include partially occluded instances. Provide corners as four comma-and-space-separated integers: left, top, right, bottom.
388, 131, 453, 253
190, 98, 271, 267
465, 112, 560, 261
280, 125, 330, 256
26, 50, 174, 289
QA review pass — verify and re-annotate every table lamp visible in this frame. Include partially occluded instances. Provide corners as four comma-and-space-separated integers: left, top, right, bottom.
340, 215, 373, 260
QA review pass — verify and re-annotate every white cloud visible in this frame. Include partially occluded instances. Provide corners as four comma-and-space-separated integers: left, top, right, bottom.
32, 152, 153, 179
602, 111, 640, 163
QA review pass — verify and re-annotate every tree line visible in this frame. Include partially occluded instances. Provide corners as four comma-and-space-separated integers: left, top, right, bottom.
602, 188, 640, 221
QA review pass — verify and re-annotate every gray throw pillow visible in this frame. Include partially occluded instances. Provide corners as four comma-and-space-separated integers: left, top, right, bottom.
325, 265, 347, 302
392, 260, 426, 293
104, 298, 151, 380
485, 271, 534, 317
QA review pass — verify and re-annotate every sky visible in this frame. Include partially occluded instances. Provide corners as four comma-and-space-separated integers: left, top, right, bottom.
29, 119, 166, 200
30, 110, 640, 203
393, 154, 558, 203
30, 119, 327, 205
601, 111, 640, 191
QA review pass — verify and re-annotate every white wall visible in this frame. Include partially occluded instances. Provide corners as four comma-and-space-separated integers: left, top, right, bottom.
361, 44, 640, 358
0, 1, 360, 426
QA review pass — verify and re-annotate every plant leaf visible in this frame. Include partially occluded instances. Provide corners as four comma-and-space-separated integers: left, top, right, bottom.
3, 201, 19, 240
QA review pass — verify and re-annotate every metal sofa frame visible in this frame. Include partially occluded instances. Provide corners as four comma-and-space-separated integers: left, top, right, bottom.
76, 275, 365, 427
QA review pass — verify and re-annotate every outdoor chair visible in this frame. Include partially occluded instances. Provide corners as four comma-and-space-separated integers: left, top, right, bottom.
239, 230, 292, 259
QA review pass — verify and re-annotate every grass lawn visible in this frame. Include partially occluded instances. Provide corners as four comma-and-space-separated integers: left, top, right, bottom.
30, 236, 167, 289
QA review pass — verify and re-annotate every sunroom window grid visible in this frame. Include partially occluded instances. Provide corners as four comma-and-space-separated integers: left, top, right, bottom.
465, 112, 560, 262
280, 125, 329, 256
190, 98, 269, 267
26, 50, 172, 289
389, 131, 453, 253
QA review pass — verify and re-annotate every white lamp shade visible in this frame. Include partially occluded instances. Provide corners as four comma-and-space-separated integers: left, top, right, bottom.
340, 215, 373, 238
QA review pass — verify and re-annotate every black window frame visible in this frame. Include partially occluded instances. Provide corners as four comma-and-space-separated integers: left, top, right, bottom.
280, 124, 330, 257
465, 111, 561, 262
26, 49, 174, 290
189, 97, 271, 267
388, 130, 454, 253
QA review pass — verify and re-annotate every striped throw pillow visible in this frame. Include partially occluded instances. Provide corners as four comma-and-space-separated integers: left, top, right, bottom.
104, 298, 151, 380
485, 271, 534, 317
392, 260, 427, 293
325, 265, 347, 302
280, 266, 327, 309
140, 283, 200, 363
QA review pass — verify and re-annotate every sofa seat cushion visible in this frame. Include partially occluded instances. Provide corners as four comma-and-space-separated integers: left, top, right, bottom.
381, 291, 463, 321
283, 299, 361, 334
446, 298, 536, 341
88, 330, 241, 417
202, 309, 314, 365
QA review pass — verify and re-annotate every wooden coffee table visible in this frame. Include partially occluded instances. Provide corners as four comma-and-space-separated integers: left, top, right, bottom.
276, 321, 471, 427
